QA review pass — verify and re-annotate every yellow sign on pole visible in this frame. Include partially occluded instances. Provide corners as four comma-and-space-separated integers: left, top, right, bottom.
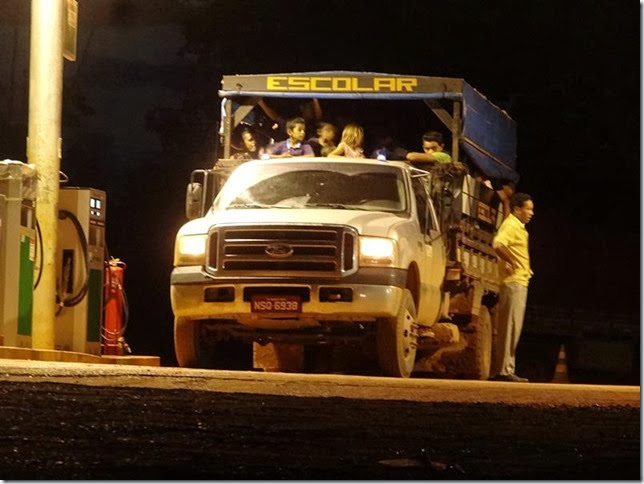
63, 0, 77, 61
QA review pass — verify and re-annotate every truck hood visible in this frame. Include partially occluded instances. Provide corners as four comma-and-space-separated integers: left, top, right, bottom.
183, 209, 410, 238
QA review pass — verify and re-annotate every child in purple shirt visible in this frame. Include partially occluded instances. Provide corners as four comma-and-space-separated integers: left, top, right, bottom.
267, 117, 314, 158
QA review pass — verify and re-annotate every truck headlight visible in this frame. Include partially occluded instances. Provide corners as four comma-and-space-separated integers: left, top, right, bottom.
174, 234, 207, 266
359, 236, 398, 267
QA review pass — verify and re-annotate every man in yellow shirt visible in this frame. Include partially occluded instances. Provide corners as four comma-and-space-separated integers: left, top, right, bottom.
490, 193, 535, 382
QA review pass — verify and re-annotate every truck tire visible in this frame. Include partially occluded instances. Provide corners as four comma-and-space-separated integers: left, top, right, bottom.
175, 317, 253, 370
462, 306, 492, 380
376, 289, 418, 378
174, 317, 198, 367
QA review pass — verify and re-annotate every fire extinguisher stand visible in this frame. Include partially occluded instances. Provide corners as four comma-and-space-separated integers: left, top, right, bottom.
103, 258, 130, 355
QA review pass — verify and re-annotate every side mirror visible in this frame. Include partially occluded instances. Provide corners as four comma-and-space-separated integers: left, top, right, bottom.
185, 182, 203, 220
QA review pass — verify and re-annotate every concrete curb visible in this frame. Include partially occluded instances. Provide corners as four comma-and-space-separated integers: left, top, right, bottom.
0, 346, 160, 366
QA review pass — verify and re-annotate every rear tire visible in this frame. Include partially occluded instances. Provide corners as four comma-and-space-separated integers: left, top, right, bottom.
462, 306, 492, 380
376, 290, 418, 378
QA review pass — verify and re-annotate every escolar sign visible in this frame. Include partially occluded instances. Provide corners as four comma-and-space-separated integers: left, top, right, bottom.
266, 76, 419, 93
221, 73, 463, 96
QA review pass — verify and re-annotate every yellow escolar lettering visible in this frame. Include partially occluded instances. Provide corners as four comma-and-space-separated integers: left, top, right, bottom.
397, 78, 418, 92
288, 76, 310, 90
310, 77, 332, 91
267, 76, 288, 90
266, 76, 419, 92
374, 78, 396, 91
332, 77, 352, 91
351, 78, 374, 92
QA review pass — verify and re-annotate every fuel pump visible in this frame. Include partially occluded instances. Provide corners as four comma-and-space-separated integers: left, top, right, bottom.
55, 187, 106, 355
0, 160, 37, 348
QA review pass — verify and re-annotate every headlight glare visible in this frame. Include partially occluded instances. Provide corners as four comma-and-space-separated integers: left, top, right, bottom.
174, 234, 207, 266
359, 236, 397, 267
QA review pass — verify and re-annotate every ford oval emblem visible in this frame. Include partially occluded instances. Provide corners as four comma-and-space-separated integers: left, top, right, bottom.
265, 243, 294, 258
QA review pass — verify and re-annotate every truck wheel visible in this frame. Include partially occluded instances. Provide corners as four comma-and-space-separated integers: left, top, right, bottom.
462, 306, 492, 380
376, 289, 418, 378
174, 317, 198, 367
175, 317, 252, 370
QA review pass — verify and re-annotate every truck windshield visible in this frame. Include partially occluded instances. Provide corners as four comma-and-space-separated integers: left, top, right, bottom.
214, 161, 408, 213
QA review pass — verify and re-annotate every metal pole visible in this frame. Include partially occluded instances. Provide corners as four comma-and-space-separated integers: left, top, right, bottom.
223, 99, 232, 159
451, 101, 461, 163
28, 0, 65, 350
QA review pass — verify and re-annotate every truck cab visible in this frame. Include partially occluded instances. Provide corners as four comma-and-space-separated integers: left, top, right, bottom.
171, 72, 519, 378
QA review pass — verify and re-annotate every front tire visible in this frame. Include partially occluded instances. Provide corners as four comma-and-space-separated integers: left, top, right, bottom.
376, 290, 418, 378
174, 316, 198, 367
174, 317, 253, 370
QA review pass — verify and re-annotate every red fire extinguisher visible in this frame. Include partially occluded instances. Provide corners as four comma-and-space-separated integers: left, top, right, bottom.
103, 258, 131, 355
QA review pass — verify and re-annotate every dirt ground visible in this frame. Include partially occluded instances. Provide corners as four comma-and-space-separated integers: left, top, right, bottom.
0, 379, 639, 480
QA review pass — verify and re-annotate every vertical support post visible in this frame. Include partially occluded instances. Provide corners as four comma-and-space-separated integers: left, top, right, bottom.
28, 0, 65, 350
223, 98, 232, 159
451, 101, 461, 163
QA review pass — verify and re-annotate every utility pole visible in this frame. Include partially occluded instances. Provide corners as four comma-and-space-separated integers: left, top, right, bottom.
28, 0, 65, 350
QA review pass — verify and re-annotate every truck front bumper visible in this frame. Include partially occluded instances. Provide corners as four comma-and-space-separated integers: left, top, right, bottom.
170, 266, 408, 329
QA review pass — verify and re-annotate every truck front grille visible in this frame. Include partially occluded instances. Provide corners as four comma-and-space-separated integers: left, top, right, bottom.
206, 225, 357, 277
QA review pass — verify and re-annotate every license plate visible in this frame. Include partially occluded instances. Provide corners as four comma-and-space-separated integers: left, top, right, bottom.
251, 295, 302, 313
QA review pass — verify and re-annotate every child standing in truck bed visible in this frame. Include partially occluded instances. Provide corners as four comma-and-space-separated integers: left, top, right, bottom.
267, 117, 314, 158
231, 126, 266, 160
406, 131, 452, 165
308, 121, 338, 157
328, 123, 365, 158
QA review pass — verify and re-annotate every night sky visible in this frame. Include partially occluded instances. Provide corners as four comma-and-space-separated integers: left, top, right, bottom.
0, 0, 640, 364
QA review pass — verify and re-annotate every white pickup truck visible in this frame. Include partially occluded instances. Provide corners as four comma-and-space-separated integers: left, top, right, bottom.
172, 158, 448, 377
171, 71, 519, 378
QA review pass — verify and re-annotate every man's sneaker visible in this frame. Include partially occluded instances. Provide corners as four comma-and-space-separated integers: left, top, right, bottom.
489, 374, 529, 383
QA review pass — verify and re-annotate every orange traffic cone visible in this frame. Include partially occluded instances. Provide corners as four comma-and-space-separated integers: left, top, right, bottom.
552, 345, 570, 383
